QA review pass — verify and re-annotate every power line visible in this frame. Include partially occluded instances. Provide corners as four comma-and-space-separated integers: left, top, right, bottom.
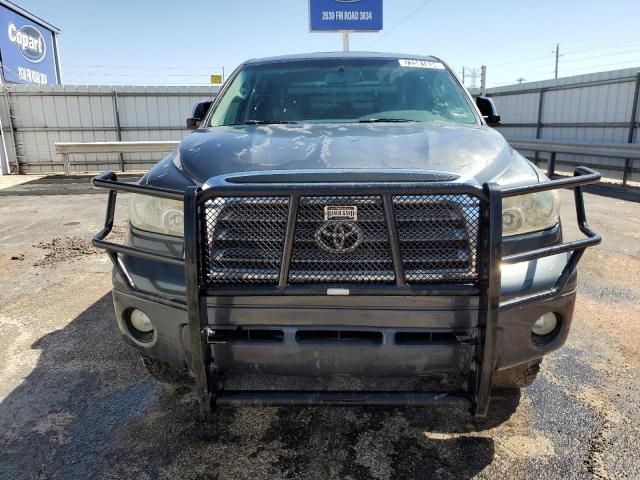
488, 59, 640, 87
367, 0, 435, 47
561, 47, 640, 65
480, 35, 640, 73
490, 51, 640, 81
490, 45, 640, 74
478, 32, 640, 67
486, 47, 640, 79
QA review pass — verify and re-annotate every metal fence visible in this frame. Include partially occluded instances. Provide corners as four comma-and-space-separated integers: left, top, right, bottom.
488, 67, 640, 184
0, 84, 219, 174
2, 69, 640, 180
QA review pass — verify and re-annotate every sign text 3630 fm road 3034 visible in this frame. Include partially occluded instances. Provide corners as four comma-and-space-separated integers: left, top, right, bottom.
309, 0, 383, 32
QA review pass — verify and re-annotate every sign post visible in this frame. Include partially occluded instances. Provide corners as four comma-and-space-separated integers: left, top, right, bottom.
309, 0, 383, 51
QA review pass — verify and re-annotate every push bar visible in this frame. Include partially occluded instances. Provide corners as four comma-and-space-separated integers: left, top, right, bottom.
91, 171, 185, 307
216, 391, 472, 407
500, 167, 601, 308
91, 166, 601, 417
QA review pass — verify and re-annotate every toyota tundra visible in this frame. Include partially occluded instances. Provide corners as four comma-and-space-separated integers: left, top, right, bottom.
92, 52, 601, 416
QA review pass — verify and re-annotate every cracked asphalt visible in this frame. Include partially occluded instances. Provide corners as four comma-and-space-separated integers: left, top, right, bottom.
0, 175, 639, 479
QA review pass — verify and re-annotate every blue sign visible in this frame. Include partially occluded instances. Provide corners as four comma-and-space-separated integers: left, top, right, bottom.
310, 0, 383, 32
0, 5, 58, 85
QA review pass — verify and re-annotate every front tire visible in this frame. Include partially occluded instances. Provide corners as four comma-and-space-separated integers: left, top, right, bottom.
493, 359, 542, 389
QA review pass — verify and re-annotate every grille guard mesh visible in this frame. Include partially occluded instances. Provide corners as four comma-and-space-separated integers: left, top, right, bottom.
202, 193, 480, 287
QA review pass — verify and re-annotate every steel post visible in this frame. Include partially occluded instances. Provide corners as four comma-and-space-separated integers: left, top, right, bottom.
62, 153, 70, 175
534, 89, 545, 166
342, 31, 350, 52
474, 183, 503, 416
112, 91, 125, 172
548, 152, 557, 177
624, 73, 640, 186
184, 186, 215, 413
1, 85, 19, 173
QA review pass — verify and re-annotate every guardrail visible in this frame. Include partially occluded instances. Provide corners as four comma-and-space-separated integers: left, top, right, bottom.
55, 139, 640, 185
54, 141, 180, 175
509, 138, 640, 185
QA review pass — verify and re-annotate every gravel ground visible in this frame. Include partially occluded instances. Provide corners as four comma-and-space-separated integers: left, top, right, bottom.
0, 175, 639, 479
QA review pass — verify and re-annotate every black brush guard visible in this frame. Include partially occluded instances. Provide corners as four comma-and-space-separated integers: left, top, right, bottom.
92, 167, 601, 416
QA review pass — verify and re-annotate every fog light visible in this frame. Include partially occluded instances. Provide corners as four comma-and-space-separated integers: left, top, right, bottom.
129, 309, 154, 335
532, 312, 558, 336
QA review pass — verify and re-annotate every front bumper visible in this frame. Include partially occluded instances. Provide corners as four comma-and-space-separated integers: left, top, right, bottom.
112, 283, 576, 376
93, 167, 600, 416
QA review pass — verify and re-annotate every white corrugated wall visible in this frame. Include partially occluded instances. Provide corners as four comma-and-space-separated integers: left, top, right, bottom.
0, 84, 219, 174
1, 70, 639, 178
489, 67, 640, 181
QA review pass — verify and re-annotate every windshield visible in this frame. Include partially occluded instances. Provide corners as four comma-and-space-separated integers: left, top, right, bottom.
209, 58, 478, 126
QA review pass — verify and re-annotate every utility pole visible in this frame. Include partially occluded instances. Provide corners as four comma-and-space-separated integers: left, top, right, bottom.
554, 43, 560, 79
462, 66, 466, 86
480, 65, 487, 96
516, 77, 526, 84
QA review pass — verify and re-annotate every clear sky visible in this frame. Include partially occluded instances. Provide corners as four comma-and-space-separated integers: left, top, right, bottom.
16, 0, 640, 88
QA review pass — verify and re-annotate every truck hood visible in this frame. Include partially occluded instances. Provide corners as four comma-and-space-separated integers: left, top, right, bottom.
159, 123, 538, 188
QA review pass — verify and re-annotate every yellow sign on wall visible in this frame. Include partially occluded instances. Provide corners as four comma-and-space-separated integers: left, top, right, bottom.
210, 75, 223, 85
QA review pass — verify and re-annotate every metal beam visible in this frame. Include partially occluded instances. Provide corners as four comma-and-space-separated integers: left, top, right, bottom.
4, 126, 186, 133
509, 139, 640, 160
55, 141, 179, 155
499, 121, 640, 129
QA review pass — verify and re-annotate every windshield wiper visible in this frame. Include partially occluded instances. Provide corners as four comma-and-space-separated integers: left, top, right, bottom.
233, 120, 298, 125
359, 118, 417, 123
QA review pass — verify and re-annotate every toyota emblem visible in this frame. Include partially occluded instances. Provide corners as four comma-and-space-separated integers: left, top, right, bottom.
315, 221, 364, 253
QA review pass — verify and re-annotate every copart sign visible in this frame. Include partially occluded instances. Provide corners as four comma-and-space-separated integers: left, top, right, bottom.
310, 0, 383, 31
0, 5, 58, 85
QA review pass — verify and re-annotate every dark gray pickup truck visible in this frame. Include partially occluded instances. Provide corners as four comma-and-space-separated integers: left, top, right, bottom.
92, 52, 601, 416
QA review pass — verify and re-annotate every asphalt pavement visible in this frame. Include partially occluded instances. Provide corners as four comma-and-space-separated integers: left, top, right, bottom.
0, 175, 639, 479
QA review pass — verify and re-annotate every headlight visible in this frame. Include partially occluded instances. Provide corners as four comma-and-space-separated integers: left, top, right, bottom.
502, 190, 560, 236
129, 194, 184, 237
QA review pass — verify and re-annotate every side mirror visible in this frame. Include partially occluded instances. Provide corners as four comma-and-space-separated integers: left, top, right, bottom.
476, 96, 501, 127
187, 101, 213, 130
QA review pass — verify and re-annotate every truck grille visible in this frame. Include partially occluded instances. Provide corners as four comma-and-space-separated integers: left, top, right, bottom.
393, 195, 479, 284
203, 195, 479, 287
289, 196, 394, 284
203, 197, 289, 285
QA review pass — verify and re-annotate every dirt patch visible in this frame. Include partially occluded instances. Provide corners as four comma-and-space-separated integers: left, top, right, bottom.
34, 237, 100, 267
579, 387, 621, 480
33, 222, 128, 267
107, 221, 128, 242
576, 251, 640, 362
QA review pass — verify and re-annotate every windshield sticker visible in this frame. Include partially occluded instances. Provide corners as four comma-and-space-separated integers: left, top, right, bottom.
399, 59, 446, 70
